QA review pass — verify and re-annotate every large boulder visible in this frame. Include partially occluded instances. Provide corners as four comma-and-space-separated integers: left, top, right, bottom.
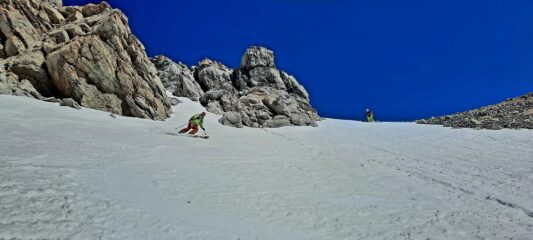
0, 0, 171, 120
47, 0, 63, 7
219, 111, 244, 128
194, 58, 235, 92
4, 51, 52, 96
417, 93, 533, 130
0, 63, 42, 98
240, 46, 275, 69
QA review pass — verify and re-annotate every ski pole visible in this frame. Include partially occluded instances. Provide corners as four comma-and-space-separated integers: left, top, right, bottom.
175, 122, 188, 130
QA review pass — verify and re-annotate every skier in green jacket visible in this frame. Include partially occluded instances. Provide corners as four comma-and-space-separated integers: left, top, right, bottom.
366, 109, 375, 122
179, 112, 206, 135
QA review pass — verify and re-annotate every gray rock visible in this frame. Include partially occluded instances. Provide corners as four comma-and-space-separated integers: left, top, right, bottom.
264, 115, 292, 128
268, 95, 319, 126
60, 98, 81, 109
0, 69, 42, 98
235, 67, 286, 90
210, 84, 319, 128
4, 36, 26, 57
206, 101, 224, 115
64, 8, 84, 22
46, 32, 170, 120
418, 93, 533, 130
241, 46, 275, 69
42, 97, 62, 103
0, 0, 171, 120
46, 0, 63, 7
220, 94, 240, 112
43, 5, 65, 24
81, 2, 111, 18
280, 71, 309, 101
0, 2, 42, 52
471, 118, 482, 125
152, 46, 320, 128
199, 89, 227, 105
5, 51, 53, 96
48, 29, 70, 44
195, 58, 234, 92
0, 43, 5, 59
219, 111, 244, 128
151, 55, 204, 99
64, 24, 86, 38
169, 98, 181, 106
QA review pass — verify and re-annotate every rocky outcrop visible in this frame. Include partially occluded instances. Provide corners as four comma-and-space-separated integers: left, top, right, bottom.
152, 46, 320, 128
150, 55, 203, 100
240, 46, 275, 69
417, 93, 533, 130
195, 58, 235, 93
0, 0, 171, 120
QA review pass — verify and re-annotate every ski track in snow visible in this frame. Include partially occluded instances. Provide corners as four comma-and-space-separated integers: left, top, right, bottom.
1, 95, 532, 240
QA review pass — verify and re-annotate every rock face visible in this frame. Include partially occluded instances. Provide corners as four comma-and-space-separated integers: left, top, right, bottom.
152, 46, 320, 128
241, 46, 275, 69
417, 93, 533, 130
150, 55, 203, 100
0, 0, 171, 120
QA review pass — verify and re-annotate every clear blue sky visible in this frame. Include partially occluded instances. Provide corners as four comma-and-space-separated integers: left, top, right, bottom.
65, 0, 533, 121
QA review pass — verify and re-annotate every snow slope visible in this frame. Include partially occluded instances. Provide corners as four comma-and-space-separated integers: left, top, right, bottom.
1, 95, 532, 240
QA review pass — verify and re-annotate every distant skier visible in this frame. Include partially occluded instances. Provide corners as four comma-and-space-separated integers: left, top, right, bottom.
365, 109, 375, 122
179, 112, 207, 135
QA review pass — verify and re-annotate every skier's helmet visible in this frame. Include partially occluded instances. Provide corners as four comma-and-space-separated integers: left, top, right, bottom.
366, 108, 370, 112
201, 112, 206, 117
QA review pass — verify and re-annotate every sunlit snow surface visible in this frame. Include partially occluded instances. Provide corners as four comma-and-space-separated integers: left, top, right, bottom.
1, 95, 532, 239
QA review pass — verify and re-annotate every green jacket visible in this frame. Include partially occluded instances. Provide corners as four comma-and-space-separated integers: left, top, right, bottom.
189, 114, 204, 128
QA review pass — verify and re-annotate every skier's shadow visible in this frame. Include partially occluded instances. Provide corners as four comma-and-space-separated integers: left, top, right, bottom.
164, 132, 182, 136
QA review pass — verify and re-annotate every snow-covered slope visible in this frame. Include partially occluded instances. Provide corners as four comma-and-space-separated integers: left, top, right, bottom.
1, 95, 532, 240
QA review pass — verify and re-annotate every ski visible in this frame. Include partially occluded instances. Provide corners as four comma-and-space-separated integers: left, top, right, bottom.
165, 132, 210, 139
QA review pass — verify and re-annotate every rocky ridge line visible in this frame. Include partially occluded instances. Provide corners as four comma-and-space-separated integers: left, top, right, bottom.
417, 93, 533, 130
